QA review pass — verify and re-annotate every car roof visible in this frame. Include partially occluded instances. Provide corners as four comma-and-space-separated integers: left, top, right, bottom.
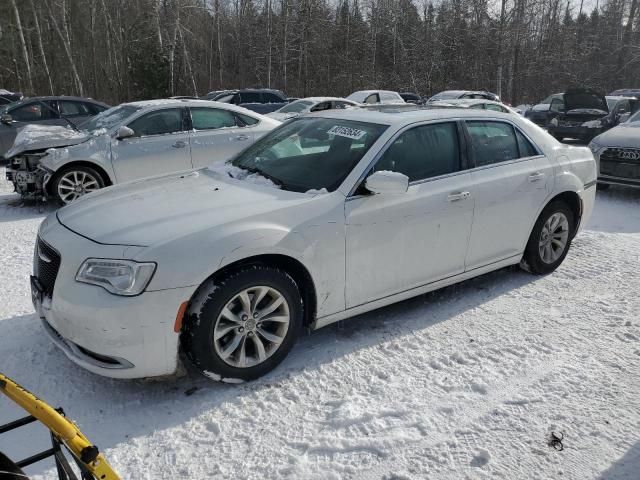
429, 98, 501, 106
121, 98, 266, 116
309, 106, 514, 126
350, 90, 399, 95
15, 95, 108, 105
294, 96, 355, 103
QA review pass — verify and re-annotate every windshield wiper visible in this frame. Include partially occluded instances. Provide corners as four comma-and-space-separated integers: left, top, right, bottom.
239, 165, 287, 189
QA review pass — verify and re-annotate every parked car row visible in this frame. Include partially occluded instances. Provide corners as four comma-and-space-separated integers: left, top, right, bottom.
5, 99, 279, 203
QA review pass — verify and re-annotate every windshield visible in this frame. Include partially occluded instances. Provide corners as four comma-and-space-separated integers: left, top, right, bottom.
428, 91, 462, 102
278, 100, 313, 114
80, 105, 142, 133
229, 117, 388, 192
627, 110, 640, 123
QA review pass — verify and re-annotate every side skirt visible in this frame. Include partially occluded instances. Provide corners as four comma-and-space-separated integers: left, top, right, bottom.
311, 254, 522, 330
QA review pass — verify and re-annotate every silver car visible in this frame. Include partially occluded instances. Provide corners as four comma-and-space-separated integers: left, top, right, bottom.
266, 97, 359, 122
589, 110, 640, 189
5, 99, 280, 203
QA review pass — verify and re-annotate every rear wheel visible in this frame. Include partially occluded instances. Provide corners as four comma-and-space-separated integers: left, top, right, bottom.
181, 266, 303, 382
522, 201, 575, 274
52, 165, 105, 204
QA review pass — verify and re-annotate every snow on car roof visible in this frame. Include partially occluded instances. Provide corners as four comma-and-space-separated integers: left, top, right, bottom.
309, 106, 513, 125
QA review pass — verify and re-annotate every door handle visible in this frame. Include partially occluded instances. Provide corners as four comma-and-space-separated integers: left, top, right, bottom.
233, 134, 250, 141
447, 191, 470, 202
528, 172, 545, 182
172, 140, 187, 148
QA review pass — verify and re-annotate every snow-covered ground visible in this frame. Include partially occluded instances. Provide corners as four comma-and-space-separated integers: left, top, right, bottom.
0, 167, 638, 479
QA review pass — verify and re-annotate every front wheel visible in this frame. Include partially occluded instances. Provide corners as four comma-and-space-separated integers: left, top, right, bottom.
521, 201, 575, 274
52, 165, 105, 204
181, 266, 303, 382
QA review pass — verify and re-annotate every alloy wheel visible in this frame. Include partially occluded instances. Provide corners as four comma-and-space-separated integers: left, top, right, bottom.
57, 170, 101, 204
213, 286, 290, 368
538, 212, 569, 264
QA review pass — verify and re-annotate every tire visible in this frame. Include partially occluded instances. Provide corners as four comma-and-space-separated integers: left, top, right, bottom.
522, 201, 575, 275
51, 165, 105, 204
597, 182, 610, 191
181, 265, 303, 382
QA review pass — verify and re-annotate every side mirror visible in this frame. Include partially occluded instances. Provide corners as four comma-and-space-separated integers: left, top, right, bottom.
116, 126, 134, 140
365, 170, 409, 195
1, 114, 14, 125
618, 113, 631, 123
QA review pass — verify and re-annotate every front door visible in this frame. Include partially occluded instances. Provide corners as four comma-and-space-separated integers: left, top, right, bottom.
345, 121, 475, 308
463, 120, 555, 269
111, 107, 192, 182
188, 107, 254, 169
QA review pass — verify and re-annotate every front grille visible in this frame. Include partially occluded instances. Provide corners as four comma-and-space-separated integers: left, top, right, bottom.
600, 147, 640, 164
34, 236, 61, 296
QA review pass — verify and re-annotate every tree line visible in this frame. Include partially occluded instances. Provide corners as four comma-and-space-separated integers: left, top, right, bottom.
0, 0, 639, 106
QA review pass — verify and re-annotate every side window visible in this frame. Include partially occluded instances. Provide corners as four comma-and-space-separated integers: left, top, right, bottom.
374, 122, 460, 182
240, 92, 261, 103
191, 108, 236, 130
262, 93, 283, 103
59, 101, 90, 117
333, 101, 352, 109
466, 121, 520, 166
310, 102, 331, 112
364, 94, 379, 104
10, 102, 57, 121
550, 98, 564, 113
484, 103, 503, 112
86, 103, 107, 115
515, 129, 538, 157
128, 108, 184, 136
237, 113, 259, 126
470, 103, 485, 110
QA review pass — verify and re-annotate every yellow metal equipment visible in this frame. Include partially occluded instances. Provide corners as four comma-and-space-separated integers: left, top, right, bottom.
0, 373, 120, 480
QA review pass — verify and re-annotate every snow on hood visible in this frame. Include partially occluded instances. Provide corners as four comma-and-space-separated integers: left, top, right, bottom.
56, 169, 302, 246
5, 124, 89, 159
593, 121, 640, 148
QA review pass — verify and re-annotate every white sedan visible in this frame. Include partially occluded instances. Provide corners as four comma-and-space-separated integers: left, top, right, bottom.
266, 97, 359, 121
6, 99, 280, 204
32, 109, 596, 382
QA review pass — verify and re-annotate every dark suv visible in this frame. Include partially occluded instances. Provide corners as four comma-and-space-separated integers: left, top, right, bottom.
209, 89, 288, 114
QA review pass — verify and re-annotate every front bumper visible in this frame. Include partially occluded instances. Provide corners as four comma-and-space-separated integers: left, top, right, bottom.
548, 125, 604, 141
34, 215, 196, 379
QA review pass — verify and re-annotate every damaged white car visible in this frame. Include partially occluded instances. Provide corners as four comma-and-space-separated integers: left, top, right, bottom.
33, 109, 596, 382
5, 99, 279, 204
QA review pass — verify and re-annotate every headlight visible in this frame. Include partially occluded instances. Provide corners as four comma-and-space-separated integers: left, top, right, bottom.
549, 118, 558, 126
582, 119, 602, 128
76, 259, 156, 296
587, 141, 603, 154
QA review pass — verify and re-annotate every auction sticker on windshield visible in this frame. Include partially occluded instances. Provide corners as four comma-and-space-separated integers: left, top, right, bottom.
327, 125, 366, 140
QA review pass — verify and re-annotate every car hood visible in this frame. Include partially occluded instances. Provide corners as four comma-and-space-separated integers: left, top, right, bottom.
563, 88, 608, 113
56, 168, 310, 246
530, 103, 551, 112
592, 122, 640, 148
5, 124, 89, 159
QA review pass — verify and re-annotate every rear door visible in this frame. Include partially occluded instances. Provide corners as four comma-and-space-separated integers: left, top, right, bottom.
110, 107, 192, 182
463, 120, 554, 269
188, 107, 254, 168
